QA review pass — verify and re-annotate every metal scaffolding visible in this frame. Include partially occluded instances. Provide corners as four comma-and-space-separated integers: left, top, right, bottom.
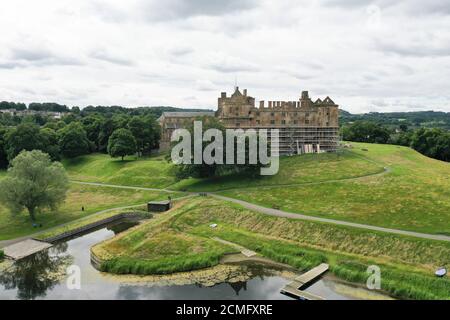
229, 126, 340, 155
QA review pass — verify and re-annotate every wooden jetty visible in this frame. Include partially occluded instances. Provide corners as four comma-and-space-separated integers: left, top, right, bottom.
3, 239, 52, 260
280, 263, 329, 300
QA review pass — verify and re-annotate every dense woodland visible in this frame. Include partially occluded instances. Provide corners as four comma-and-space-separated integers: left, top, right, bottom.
0, 103, 212, 169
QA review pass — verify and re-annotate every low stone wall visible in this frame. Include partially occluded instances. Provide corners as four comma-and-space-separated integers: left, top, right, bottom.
90, 249, 103, 270
39, 212, 149, 244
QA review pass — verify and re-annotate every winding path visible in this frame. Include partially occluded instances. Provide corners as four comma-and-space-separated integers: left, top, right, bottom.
0, 194, 194, 248
67, 179, 450, 242
210, 194, 450, 242
2, 151, 449, 247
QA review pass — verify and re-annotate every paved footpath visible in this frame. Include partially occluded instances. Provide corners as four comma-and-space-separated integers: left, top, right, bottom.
211, 194, 450, 242
3, 178, 449, 248
71, 181, 450, 243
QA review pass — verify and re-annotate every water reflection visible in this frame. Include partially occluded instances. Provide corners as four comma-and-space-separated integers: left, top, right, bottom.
0, 220, 391, 300
0, 243, 71, 300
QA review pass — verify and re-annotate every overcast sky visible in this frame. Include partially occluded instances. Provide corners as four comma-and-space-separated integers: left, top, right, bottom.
1, 0, 450, 113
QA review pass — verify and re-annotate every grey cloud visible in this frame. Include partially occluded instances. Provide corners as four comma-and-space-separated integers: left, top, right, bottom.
376, 39, 450, 57
169, 47, 194, 57
7, 47, 82, 67
362, 74, 379, 82
0, 61, 23, 69
11, 48, 53, 61
139, 0, 258, 21
90, 0, 258, 23
90, 50, 133, 66
322, 0, 450, 15
321, 0, 374, 8
209, 63, 259, 73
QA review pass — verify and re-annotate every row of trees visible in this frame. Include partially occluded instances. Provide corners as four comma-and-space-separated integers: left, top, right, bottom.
342, 121, 450, 162
392, 128, 450, 162
28, 102, 70, 112
340, 110, 450, 130
0, 113, 161, 168
0, 101, 27, 110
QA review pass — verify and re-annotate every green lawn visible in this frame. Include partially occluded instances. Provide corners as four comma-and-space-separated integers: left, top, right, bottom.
4, 143, 450, 238
170, 150, 384, 191
220, 143, 450, 235
63, 150, 384, 192
95, 197, 450, 299
0, 184, 178, 240
63, 153, 177, 189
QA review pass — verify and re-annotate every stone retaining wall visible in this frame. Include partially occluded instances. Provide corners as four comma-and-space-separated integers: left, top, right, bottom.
39, 212, 149, 243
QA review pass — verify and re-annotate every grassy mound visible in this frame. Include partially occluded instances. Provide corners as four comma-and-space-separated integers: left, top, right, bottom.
62, 150, 384, 192
221, 143, 450, 235
93, 201, 237, 275
170, 150, 384, 191
63, 153, 177, 189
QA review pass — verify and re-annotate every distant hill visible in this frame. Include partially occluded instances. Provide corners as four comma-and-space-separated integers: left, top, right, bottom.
340, 110, 450, 129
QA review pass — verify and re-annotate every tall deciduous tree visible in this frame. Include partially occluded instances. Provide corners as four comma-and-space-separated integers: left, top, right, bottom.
0, 150, 69, 222
4, 123, 44, 161
127, 115, 160, 156
40, 128, 61, 161
58, 122, 90, 158
107, 128, 137, 161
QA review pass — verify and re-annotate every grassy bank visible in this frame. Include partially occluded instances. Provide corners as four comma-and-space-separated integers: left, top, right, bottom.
221, 143, 450, 235
62, 150, 384, 192
94, 201, 238, 275
0, 249, 4, 261
95, 197, 450, 299
34, 207, 149, 241
0, 184, 179, 240
170, 150, 384, 191
61, 144, 450, 236
63, 153, 177, 188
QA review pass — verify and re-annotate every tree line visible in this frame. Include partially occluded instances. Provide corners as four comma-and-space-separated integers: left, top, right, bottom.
340, 110, 450, 130
0, 111, 161, 169
342, 121, 450, 162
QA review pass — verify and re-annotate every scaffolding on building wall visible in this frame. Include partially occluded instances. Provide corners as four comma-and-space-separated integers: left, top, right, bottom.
232, 126, 341, 156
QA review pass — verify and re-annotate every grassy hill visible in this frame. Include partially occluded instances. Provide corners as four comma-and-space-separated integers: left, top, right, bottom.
60, 143, 450, 234
63, 153, 177, 188
2, 142, 449, 239
62, 151, 384, 191
221, 143, 450, 235
170, 151, 384, 191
